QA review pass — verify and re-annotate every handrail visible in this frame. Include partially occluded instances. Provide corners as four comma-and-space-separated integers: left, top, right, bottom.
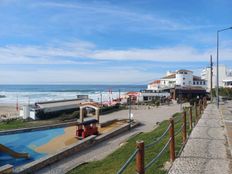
177, 141, 186, 157
145, 138, 171, 170
117, 149, 139, 174
174, 116, 182, 124
145, 124, 171, 149
174, 124, 184, 136
117, 102, 207, 174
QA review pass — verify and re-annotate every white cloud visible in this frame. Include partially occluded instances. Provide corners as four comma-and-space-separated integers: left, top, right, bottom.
0, 68, 161, 84
0, 41, 231, 64
32, 1, 213, 32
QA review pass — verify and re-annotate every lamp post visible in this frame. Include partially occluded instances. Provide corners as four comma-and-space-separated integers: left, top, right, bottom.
216, 26, 232, 108
128, 95, 132, 122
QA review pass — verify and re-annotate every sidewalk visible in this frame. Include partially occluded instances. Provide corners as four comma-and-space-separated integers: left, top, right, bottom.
169, 104, 232, 174
220, 101, 232, 156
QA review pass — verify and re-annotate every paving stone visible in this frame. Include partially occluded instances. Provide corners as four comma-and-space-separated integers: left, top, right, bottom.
169, 104, 232, 174
190, 126, 224, 140
181, 139, 227, 159
197, 118, 222, 128
169, 158, 231, 174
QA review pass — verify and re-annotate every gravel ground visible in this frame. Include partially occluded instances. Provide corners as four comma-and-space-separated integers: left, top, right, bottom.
35, 103, 180, 174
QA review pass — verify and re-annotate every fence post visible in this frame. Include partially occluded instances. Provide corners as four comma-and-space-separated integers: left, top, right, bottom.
169, 118, 175, 162
189, 107, 192, 130
201, 99, 203, 113
194, 102, 198, 124
198, 99, 202, 115
204, 97, 207, 109
182, 111, 187, 143
136, 141, 144, 174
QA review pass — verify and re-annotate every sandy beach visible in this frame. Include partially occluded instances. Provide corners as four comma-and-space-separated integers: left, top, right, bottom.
35, 120, 127, 154
0, 104, 20, 119
35, 126, 78, 154
99, 120, 127, 134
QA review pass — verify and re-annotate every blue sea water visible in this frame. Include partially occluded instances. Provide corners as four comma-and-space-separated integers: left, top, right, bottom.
0, 84, 146, 104
0, 84, 145, 92
0, 127, 65, 167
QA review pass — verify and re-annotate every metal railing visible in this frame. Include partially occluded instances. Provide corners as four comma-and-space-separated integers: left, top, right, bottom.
117, 97, 208, 174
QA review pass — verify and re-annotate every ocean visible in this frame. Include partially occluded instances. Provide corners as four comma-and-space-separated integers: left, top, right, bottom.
0, 85, 146, 104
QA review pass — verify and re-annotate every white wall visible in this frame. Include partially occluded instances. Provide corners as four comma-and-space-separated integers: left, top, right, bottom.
201, 65, 232, 89
176, 71, 193, 86
147, 83, 160, 90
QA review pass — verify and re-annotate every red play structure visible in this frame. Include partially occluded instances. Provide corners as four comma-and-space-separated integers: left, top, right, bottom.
76, 119, 99, 139
76, 102, 100, 139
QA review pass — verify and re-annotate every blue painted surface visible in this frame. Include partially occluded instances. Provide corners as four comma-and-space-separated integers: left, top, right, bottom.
0, 127, 65, 167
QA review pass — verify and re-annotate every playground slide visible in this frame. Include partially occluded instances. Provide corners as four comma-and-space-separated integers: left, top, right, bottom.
0, 144, 29, 159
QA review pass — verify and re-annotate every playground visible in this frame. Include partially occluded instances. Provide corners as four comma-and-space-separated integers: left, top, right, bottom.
0, 102, 131, 172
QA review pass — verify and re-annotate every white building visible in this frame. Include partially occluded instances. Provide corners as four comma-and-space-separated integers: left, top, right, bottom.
201, 65, 232, 89
148, 69, 206, 90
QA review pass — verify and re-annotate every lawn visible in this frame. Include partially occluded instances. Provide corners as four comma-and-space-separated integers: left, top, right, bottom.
0, 118, 67, 131
69, 109, 197, 174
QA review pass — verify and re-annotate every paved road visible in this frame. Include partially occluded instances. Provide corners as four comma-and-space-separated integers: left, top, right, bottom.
169, 104, 232, 174
36, 103, 180, 174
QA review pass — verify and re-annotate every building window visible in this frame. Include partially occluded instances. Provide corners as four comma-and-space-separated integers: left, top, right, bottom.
193, 81, 195, 85
197, 81, 199, 85
143, 96, 148, 101
184, 72, 187, 74
183, 78, 185, 80
183, 82, 185, 85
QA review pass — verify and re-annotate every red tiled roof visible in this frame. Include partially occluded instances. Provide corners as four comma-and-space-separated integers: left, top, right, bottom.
161, 74, 176, 79
126, 92, 141, 96
149, 80, 161, 84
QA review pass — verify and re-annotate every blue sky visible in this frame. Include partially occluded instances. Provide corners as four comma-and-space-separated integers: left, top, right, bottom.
0, 0, 232, 84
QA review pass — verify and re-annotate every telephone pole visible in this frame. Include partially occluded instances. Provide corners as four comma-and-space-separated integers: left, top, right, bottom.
210, 55, 213, 103
118, 89, 121, 101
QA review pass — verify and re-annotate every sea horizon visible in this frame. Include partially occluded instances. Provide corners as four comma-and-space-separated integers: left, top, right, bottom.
0, 84, 146, 104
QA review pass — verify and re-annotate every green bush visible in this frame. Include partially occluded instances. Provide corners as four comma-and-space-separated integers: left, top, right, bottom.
212, 87, 232, 98
36, 108, 79, 120
100, 104, 121, 114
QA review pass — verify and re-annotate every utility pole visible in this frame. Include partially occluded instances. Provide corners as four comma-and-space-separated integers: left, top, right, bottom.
100, 92, 102, 106
118, 89, 121, 101
216, 26, 232, 108
210, 55, 213, 103
128, 95, 132, 122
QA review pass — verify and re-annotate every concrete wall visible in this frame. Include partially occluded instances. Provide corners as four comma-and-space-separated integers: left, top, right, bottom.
0, 164, 13, 174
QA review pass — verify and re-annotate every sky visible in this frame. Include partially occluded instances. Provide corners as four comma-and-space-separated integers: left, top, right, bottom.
0, 0, 232, 84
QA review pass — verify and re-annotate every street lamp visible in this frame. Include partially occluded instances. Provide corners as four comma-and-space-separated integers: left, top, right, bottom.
216, 26, 232, 108
128, 95, 132, 122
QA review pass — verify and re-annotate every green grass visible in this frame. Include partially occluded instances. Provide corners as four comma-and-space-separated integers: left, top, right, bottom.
0, 119, 29, 130
0, 106, 124, 131
0, 117, 73, 131
69, 110, 197, 174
